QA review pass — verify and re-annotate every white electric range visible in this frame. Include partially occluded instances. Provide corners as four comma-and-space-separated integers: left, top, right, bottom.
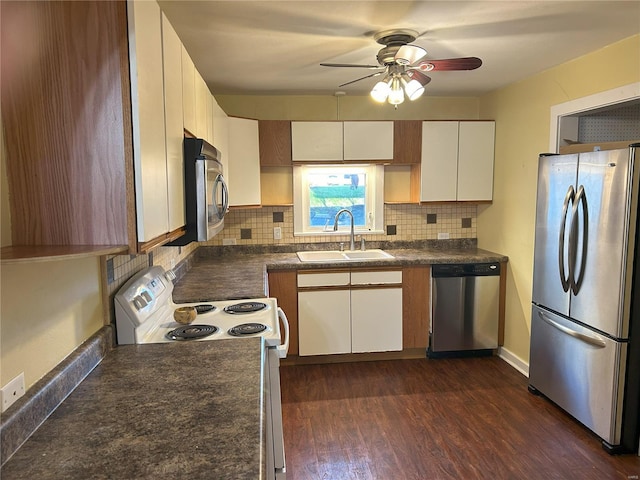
114, 265, 288, 480
114, 265, 289, 355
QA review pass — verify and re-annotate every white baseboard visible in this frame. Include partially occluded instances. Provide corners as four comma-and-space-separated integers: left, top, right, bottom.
498, 346, 529, 378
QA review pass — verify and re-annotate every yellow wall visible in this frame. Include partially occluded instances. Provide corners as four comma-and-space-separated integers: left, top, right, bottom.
216, 94, 480, 120
0, 257, 104, 390
478, 35, 640, 365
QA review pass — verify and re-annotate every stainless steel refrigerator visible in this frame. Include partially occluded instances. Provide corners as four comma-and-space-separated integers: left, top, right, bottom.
529, 144, 640, 453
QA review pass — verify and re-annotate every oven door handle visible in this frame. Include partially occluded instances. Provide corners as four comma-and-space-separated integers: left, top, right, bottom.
276, 307, 290, 359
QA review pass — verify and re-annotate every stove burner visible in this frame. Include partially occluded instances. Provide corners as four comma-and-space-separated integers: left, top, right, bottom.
194, 304, 215, 314
166, 324, 218, 341
224, 302, 267, 314
228, 323, 268, 336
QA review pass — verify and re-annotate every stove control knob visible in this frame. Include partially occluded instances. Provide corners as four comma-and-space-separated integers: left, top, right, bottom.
133, 295, 148, 310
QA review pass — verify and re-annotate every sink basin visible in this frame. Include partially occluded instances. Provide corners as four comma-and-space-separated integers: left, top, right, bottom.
296, 249, 394, 262
343, 250, 394, 260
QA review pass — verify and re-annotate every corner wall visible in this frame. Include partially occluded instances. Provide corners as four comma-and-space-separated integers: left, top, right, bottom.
478, 35, 640, 366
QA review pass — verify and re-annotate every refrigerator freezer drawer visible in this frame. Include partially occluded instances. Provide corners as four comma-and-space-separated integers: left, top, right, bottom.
529, 305, 627, 445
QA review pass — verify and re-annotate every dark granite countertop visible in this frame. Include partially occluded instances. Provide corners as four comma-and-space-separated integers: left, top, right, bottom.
1, 338, 265, 480
172, 243, 508, 303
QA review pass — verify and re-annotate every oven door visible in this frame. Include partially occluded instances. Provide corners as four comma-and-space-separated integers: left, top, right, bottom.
265, 346, 286, 479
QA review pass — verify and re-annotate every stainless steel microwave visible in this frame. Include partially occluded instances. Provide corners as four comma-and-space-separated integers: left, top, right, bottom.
169, 138, 228, 246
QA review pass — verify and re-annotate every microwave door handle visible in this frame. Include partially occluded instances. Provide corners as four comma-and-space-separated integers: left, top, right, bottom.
220, 175, 229, 216
211, 174, 225, 220
558, 185, 575, 292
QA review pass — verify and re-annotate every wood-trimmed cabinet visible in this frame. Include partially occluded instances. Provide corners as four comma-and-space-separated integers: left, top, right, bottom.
1, 0, 136, 256
227, 117, 261, 207
291, 121, 394, 162
420, 121, 495, 202
297, 269, 403, 356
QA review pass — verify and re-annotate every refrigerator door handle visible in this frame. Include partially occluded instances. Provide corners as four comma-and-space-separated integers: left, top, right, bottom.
537, 310, 606, 348
569, 185, 589, 295
558, 185, 575, 292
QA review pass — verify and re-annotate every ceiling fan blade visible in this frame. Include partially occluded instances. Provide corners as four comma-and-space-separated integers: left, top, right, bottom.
338, 71, 384, 87
414, 57, 482, 72
320, 63, 382, 69
407, 70, 431, 86
395, 45, 427, 65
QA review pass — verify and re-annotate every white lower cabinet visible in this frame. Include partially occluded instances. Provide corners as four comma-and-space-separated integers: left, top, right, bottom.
297, 270, 403, 356
351, 288, 403, 353
298, 290, 351, 355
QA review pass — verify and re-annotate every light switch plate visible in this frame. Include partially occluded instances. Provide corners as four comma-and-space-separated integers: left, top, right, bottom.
2, 372, 25, 412
273, 227, 282, 240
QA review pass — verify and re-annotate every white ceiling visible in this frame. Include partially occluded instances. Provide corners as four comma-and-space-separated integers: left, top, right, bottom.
158, 1, 640, 97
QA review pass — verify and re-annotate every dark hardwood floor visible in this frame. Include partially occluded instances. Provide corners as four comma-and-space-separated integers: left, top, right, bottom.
280, 356, 640, 479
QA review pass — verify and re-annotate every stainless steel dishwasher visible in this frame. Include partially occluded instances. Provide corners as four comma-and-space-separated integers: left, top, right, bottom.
428, 263, 500, 358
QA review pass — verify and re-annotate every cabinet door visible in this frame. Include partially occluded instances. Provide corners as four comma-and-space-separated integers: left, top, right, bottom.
420, 122, 458, 202
393, 120, 422, 164
206, 93, 215, 144
181, 45, 196, 135
351, 288, 403, 353
291, 122, 343, 161
128, 0, 168, 242
259, 120, 292, 166
343, 121, 393, 161
298, 290, 351, 356
457, 121, 495, 201
161, 13, 185, 232
194, 72, 209, 140
227, 117, 261, 206
212, 99, 229, 180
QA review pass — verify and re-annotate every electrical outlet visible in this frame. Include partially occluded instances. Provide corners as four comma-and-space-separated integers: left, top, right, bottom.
2, 372, 25, 412
437, 232, 450, 240
222, 238, 237, 245
273, 227, 282, 240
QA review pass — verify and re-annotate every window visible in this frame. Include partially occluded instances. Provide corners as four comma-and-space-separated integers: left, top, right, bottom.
293, 164, 384, 235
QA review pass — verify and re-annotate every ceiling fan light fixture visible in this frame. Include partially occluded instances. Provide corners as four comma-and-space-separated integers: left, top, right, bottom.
370, 79, 391, 103
403, 78, 425, 101
387, 77, 404, 105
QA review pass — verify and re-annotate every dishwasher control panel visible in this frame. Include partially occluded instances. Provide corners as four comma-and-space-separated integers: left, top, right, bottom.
431, 262, 500, 277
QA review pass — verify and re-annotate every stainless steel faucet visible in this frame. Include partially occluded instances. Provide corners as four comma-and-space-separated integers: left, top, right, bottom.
333, 209, 356, 251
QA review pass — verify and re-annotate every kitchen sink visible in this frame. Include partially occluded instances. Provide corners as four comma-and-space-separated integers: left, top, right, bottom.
296, 249, 394, 262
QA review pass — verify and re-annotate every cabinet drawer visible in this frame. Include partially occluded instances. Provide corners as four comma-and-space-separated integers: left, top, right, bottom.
351, 270, 402, 286
297, 271, 350, 287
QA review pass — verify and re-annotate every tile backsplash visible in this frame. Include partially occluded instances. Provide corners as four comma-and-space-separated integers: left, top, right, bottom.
205, 204, 477, 246
104, 203, 476, 321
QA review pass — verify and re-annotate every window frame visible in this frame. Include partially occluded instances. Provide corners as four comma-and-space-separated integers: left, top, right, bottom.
293, 164, 385, 236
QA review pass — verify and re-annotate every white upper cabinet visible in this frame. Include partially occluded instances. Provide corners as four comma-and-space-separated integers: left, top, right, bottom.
161, 12, 185, 233
457, 122, 495, 201
291, 121, 394, 162
420, 121, 495, 202
127, 0, 168, 242
343, 121, 393, 161
227, 117, 261, 206
291, 121, 343, 161
194, 72, 209, 141
212, 98, 229, 170
420, 122, 459, 202
181, 45, 196, 136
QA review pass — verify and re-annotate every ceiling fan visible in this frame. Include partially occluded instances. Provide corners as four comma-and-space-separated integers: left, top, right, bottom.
320, 29, 482, 105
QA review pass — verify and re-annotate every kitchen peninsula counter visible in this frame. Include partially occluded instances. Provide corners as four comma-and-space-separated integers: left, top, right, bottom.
172, 242, 508, 302
1, 337, 266, 480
